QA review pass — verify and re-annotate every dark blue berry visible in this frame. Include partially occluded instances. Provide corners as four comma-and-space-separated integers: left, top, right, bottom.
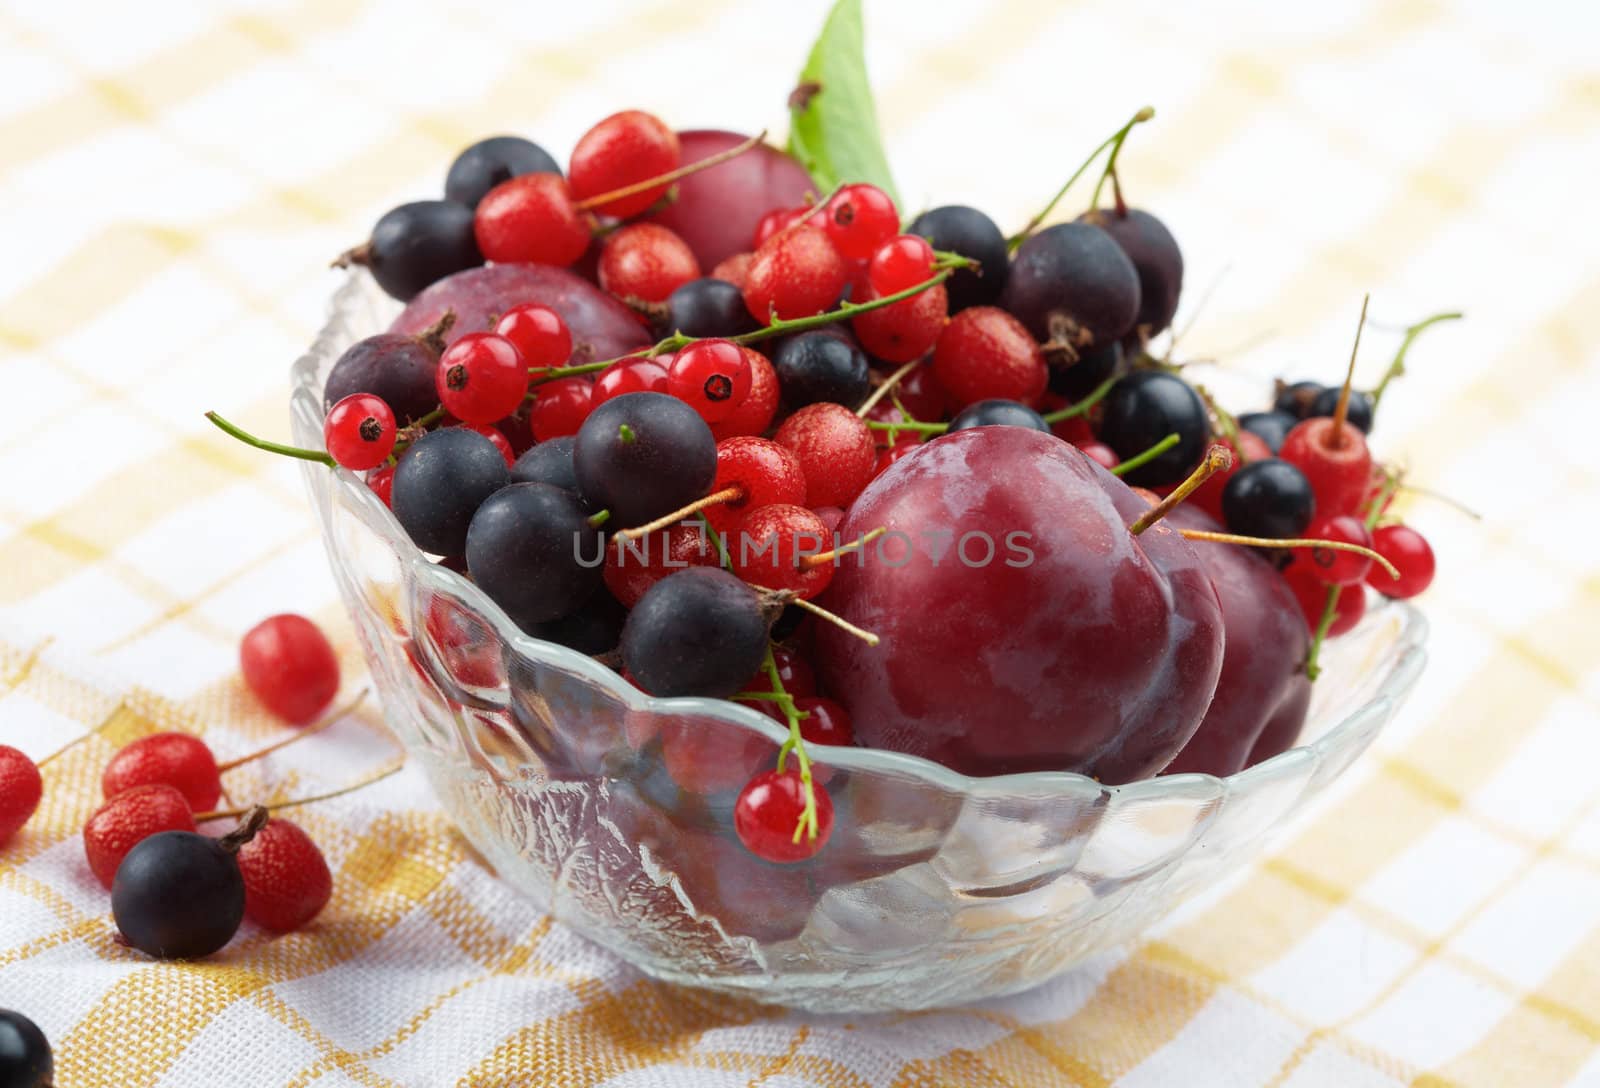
393, 428, 510, 556
946, 399, 1051, 433
0, 1009, 52, 1088
573, 393, 716, 529
772, 331, 870, 409
1237, 410, 1298, 453
1221, 459, 1315, 539
667, 278, 758, 338
1096, 371, 1210, 487
1309, 386, 1374, 433
446, 136, 561, 208
906, 205, 1009, 311
621, 569, 767, 698
466, 483, 602, 626
1000, 222, 1140, 349
363, 200, 482, 302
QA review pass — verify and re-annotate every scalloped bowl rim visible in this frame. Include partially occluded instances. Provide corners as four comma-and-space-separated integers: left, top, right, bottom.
290, 268, 1429, 807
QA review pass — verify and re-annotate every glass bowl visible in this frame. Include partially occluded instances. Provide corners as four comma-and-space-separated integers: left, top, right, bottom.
289, 269, 1428, 1013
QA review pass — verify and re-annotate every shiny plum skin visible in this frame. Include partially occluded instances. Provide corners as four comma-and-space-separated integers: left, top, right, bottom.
391, 263, 650, 362
1161, 507, 1311, 777
645, 130, 815, 270
813, 428, 1224, 782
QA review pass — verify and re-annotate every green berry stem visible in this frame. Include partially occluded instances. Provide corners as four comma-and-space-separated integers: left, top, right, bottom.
1109, 432, 1179, 477
698, 513, 732, 571
205, 411, 335, 467
764, 642, 820, 844
1009, 106, 1155, 252
587, 509, 611, 529
1369, 311, 1463, 409
1040, 371, 1119, 423
864, 418, 947, 435
1363, 469, 1403, 531
1086, 106, 1152, 215
1194, 383, 1244, 457
1304, 584, 1342, 682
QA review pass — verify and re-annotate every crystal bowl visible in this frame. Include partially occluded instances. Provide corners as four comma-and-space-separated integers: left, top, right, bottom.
290, 270, 1428, 1013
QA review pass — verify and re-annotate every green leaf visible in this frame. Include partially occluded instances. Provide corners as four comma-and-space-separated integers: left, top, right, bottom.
787, 0, 900, 206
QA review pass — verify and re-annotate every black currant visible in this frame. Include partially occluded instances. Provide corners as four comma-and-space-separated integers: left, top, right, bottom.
573, 392, 717, 528
666, 278, 759, 339
621, 568, 767, 698
1308, 386, 1374, 433
1221, 459, 1315, 539
1273, 379, 1325, 420
392, 427, 510, 556
1237, 410, 1298, 453
510, 436, 579, 493
905, 205, 1009, 311
0, 1009, 51, 1088
1048, 340, 1122, 400
526, 588, 629, 654
1081, 207, 1183, 338
445, 135, 561, 208
465, 483, 602, 627
362, 200, 483, 302
771, 331, 871, 409
946, 399, 1051, 433
999, 222, 1141, 350
111, 809, 265, 960
323, 333, 440, 425
1097, 370, 1211, 487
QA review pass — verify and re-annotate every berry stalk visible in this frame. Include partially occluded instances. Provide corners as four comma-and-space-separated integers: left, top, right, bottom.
215, 689, 369, 772
1010, 106, 1155, 251
1369, 311, 1463, 409
1331, 294, 1371, 444
1128, 445, 1234, 534
573, 130, 768, 213
762, 642, 820, 845
206, 412, 335, 467
1040, 372, 1120, 424
1304, 585, 1342, 681
1176, 528, 1399, 579
194, 763, 402, 822
1109, 433, 1180, 477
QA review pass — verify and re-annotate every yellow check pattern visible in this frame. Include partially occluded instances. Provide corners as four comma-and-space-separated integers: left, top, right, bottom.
3, 1, 1598, 1084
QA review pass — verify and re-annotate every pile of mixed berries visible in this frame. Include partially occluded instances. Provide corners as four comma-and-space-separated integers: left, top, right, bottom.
0, 613, 391, 972
209, 104, 1451, 868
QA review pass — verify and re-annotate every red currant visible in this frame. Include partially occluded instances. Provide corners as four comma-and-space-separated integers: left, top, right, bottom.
1079, 441, 1120, 471
568, 110, 680, 219
1295, 514, 1374, 586
1280, 417, 1373, 518
874, 441, 919, 477
436, 333, 528, 424
752, 206, 804, 250
735, 768, 834, 863
1286, 568, 1368, 637
794, 695, 853, 747
494, 304, 572, 371
704, 437, 807, 536
527, 377, 595, 440
603, 523, 719, 608
774, 402, 877, 508
322, 393, 396, 471
1368, 524, 1435, 598
0, 745, 43, 847
884, 360, 949, 421
824, 183, 899, 260
743, 226, 849, 324
236, 819, 333, 932
240, 613, 341, 725
742, 645, 817, 698
593, 357, 669, 407
661, 720, 769, 796
474, 173, 591, 266
867, 234, 936, 295
101, 732, 221, 811
667, 339, 753, 423
731, 503, 834, 600
458, 423, 515, 467
82, 783, 197, 888
711, 252, 754, 290
852, 284, 949, 364
709, 347, 779, 440
931, 305, 1046, 408
366, 464, 395, 507
1189, 431, 1273, 521
598, 223, 700, 303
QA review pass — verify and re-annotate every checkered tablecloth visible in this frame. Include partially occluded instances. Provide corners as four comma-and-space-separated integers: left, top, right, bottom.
3, 1, 1599, 1084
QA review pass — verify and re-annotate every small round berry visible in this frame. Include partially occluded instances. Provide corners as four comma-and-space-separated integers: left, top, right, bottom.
574, 392, 717, 527
794, 695, 853, 747
731, 503, 835, 599
1237, 410, 1298, 454
323, 393, 396, 471
753, 645, 818, 698
593, 357, 669, 408
704, 437, 807, 536
1096, 370, 1211, 487
603, 522, 720, 608
1286, 568, 1367, 637
1000, 221, 1140, 348
598, 223, 700, 303
1274, 380, 1326, 419
1083, 206, 1184, 337
1221, 459, 1316, 539
906, 204, 1010, 311
1079, 441, 1120, 470
947, 399, 1050, 433
366, 464, 395, 506
323, 332, 441, 425
1188, 430, 1273, 521
735, 768, 834, 863
659, 719, 771, 796
237, 819, 333, 932
474, 174, 590, 266
752, 206, 804, 250
744, 226, 848, 323
867, 234, 936, 296
823, 183, 899, 260
667, 277, 758, 338
0, 1008, 52, 1088
494, 304, 572, 371
933, 305, 1047, 409
436, 333, 528, 425
239, 613, 341, 725
392, 427, 510, 555
667, 339, 753, 423
458, 423, 515, 467
1295, 514, 1373, 586
0, 746, 43, 847
851, 284, 948, 364
772, 331, 870, 409
112, 823, 251, 959
1048, 340, 1122, 401
710, 252, 754, 290
510, 435, 578, 491
527, 376, 595, 441
466, 482, 604, 627
82, 783, 198, 888
709, 347, 779, 440
446, 135, 562, 208
1309, 386, 1375, 433
362, 201, 482, 302
620, 568, 768, 698
1368, 524, 1435, 599
102, 733, 220, 811
893, 360, 951, 420
568, 110, 680, 219
774, 402, 877, 508
1280, 416, 1373, 518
